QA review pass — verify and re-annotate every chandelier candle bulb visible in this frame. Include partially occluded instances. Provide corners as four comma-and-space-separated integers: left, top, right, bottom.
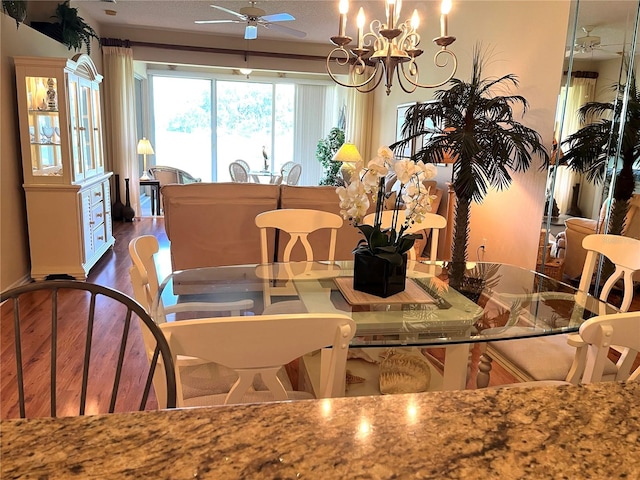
387, 0, 395, 29
356, 8, 365, 48
440, 0, 452, 37
339, 0, 349, 37
410, 9, 420, 48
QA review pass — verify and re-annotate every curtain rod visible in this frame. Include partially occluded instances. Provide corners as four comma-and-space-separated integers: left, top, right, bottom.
101, 38, 327, 62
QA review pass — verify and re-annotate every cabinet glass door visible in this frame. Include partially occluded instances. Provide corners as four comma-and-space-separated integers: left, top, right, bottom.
25, 76, 62, 177
91, 85, 104, 173
79, 78, 95, 177
68, 74, 83, 182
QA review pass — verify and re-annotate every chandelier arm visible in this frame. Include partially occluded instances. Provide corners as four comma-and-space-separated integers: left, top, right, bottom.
354, 67, 385, 94
395, 67, 418, 94
326, 47, 380, 90
399, 49, 458, 89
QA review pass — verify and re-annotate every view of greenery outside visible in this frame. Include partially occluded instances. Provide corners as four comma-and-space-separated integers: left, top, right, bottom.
152, 76, 295, 182
152, 76, 212, 181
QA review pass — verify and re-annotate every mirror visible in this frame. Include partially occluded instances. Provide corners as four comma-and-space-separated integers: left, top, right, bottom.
540, 0, 639, 287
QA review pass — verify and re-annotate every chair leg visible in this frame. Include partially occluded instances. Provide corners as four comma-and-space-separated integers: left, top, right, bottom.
476, 345, 493, 388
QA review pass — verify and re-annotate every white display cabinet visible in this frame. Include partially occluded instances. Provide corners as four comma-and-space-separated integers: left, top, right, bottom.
14, 54, 114, 280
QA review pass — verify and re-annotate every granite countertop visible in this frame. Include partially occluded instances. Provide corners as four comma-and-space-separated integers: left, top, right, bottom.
2, 382, 638, 479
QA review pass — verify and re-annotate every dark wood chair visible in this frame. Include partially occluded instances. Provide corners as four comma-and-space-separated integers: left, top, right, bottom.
1, 280, 176, 418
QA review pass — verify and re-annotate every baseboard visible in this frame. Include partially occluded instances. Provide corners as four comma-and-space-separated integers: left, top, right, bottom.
2, 273, 32, 292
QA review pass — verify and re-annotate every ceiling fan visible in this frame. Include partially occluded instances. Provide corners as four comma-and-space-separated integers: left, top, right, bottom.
195, 2, 307, 40
565, 25, 622, 60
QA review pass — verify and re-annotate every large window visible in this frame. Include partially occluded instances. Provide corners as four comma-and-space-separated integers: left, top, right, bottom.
150, 73, 336, 184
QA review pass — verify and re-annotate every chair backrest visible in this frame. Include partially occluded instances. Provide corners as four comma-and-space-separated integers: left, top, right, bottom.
129, 235, 161, 312
150, 166, 200, 186
577, 234, 640, 312
285, 163, 302, 185
160, 313, 356, 405
579, 311, 640, 383
235, 159, 251, 172
363, 210, 447, 260
0, 280, 176, 418
255, 208, 343, 263
229, 161, 249, 183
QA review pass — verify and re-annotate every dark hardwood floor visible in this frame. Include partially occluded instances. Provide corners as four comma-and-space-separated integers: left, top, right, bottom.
2, 211, 638, 418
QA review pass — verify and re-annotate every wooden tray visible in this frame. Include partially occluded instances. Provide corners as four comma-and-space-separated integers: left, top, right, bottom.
334, 277, 435, 306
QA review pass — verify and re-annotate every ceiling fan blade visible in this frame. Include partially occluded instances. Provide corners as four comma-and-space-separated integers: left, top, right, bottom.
195, 19, 240, 24
261, 13, 294, 23
210, 4, 245, 19
245, 24, 258, 40
263, 22, 307, 38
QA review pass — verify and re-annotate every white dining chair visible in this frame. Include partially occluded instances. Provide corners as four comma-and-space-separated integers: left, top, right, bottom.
128, 235, 257, 401
255, 209, 343, 313
159, 313, 356, 406
128, 235, 253, 320
478, 234, 640, 387
271, 161, 296, 185
579, 311, 640, 384
255, 209, 343, 264
229, 161, 250, 183
234, 159, 260, 183
284, 163, 302, 185
363, 210, 446, 261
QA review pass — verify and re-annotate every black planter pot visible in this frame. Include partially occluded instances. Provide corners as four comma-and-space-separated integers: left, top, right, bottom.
353, 252, 407, 298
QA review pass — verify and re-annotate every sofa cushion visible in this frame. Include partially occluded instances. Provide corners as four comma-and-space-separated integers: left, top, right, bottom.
278, 185, 375, 261
564, 216, 597, 234
162, 183, 279, 270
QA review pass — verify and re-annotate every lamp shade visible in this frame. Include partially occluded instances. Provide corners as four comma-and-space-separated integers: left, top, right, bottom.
137, 138, 155, 155
332, 143, 362, 163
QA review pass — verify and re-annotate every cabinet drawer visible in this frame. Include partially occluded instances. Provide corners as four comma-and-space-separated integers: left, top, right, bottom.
93, 223, 107, 251
90, 184, 104, 206
91, 201, 105, 225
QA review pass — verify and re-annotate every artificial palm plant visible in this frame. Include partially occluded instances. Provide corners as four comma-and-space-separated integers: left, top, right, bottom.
392, 47, 549, 287
560, 65, 639, 237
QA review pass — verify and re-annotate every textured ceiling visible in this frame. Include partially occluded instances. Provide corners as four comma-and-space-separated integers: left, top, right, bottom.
74, 1, 637, 57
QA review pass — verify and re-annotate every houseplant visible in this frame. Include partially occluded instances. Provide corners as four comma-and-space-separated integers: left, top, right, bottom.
560, 64, 639, 237
2, 0, 27, 28
392, 47, 549, 288
316, 127, 345, 186
336, 146, 437, 297
34, 1, 99, 54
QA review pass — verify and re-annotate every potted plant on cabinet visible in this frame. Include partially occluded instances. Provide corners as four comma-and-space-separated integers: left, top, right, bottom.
392, 47, 549, 288
31, 1, 98, 54
560, 63, 639, 237
2, 0, 27, 28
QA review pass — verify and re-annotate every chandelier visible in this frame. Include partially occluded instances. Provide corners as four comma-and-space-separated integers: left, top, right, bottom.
326, 0, 457, 95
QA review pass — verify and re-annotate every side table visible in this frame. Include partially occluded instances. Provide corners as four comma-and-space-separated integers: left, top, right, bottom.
139, 179, 161, 216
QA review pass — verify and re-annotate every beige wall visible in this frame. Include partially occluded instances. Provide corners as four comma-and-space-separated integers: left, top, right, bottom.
371, 1, 570, 269
1, 2, 571, 289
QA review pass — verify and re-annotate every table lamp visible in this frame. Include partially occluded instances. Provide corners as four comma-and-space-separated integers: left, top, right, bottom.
137, 138, 154, 181
332, 142, 362, 183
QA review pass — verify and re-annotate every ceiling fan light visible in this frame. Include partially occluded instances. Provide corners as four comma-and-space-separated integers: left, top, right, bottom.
239, 68, 253, 75
245, 24, 258, 39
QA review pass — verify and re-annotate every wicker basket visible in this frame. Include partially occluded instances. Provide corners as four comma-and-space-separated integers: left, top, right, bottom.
536, 258, 565, 281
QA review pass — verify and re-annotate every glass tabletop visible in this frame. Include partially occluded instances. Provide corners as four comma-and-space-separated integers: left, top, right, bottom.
154, 261, 616, 348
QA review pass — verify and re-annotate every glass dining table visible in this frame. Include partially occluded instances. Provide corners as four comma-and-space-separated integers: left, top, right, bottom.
153, 260, 615, 391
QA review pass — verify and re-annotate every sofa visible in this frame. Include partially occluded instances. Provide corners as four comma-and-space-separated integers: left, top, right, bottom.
161, 182, 443, 271
555, 194, 640, 279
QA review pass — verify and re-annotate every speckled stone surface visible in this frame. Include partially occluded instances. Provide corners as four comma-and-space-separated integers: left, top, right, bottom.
2, 382, 638, 479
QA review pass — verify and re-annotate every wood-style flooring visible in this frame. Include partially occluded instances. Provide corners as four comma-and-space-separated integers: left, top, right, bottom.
1, 215, 638, 419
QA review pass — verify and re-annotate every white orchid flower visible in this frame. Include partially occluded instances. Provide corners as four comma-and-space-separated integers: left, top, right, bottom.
394, 159, 419, 184
377, 146, 395, 165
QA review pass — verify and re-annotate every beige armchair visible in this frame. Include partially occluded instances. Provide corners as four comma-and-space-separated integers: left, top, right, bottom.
555, 194, 640, 279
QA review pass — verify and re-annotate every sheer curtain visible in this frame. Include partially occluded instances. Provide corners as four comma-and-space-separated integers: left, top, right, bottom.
294, 84, 333, 185
102, 45, 140, 215
554, 75, 597, 213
